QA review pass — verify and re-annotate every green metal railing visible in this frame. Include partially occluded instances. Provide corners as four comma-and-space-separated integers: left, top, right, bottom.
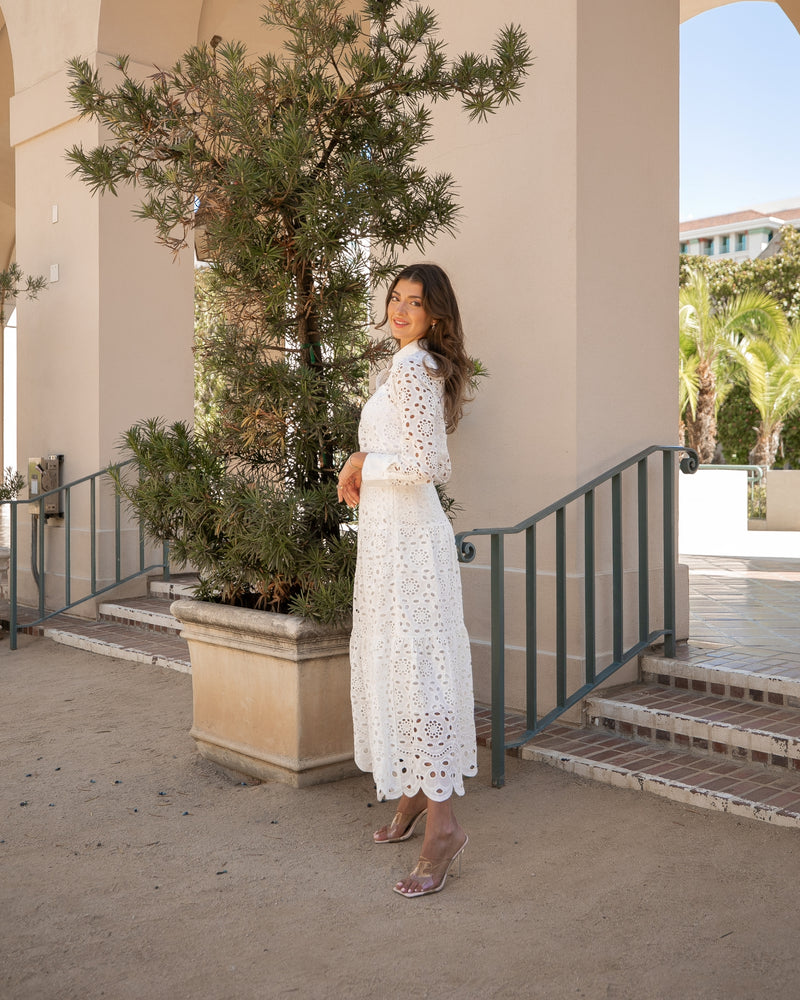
3, 460, 169, 649
456, 445, 698, 787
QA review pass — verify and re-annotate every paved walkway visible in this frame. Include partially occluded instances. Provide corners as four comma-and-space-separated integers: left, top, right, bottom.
684, 552, 800, 652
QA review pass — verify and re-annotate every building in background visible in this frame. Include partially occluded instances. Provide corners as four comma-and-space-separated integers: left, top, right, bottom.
680, 197, 800, 260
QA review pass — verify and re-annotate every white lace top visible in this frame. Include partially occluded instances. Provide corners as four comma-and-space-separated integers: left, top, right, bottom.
349, 340, 478, 801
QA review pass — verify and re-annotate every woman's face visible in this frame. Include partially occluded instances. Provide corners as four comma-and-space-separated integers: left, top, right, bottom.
387, 279, 431, 349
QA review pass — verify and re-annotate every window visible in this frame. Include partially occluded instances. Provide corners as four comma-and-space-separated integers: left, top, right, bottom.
680, 242, 688, 254
701, 239, 714, 256
719, 235, 730, 253
736, 232, 747, 252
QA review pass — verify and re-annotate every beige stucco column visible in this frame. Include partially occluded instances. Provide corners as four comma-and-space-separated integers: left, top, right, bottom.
418, 0, 680, 711
8, 64, 194, 608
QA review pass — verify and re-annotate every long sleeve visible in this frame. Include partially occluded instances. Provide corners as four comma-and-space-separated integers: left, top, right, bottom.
360, 354, 451, 486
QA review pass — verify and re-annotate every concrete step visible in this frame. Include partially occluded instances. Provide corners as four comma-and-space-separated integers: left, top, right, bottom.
586, 682, 800, 769
148, 574, 198, 601
520, 721, 800, 828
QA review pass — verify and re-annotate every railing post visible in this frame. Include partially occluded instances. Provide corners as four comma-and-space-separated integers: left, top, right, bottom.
611, 474, 623, 663
490, 532, 505, 788
556, 506, 567, 707
584, 490, 596, 684
663, 450, 677, 658
115, 488, 122, 585
64, 486, 71, 608
637, 458, 649, 642
90, 476, 97, 594
525, 525, 537, 730
9, 503, 18, 650
37, 500, 45, 620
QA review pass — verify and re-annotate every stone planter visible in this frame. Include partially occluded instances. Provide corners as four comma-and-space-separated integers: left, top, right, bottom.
171, 599, 358, 788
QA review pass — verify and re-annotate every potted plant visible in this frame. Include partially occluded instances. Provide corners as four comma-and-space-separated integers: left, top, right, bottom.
65, 0, 531, 785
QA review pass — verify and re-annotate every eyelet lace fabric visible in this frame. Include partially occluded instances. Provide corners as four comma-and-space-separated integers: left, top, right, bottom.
350, 343, 478, 801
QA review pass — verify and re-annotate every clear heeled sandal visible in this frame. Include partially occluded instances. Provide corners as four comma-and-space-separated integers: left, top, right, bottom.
373, 806, 428, 844
393, 834, 468, 898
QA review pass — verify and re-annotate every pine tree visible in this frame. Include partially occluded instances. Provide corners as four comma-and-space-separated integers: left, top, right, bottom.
66, 0, 532, 621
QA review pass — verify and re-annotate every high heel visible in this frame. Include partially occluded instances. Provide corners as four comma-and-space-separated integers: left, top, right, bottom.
374, 807, 428, 844
393, 834, 468, 898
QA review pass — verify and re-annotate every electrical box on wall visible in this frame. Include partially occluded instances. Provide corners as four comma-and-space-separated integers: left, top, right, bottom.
27, 455, 64, 517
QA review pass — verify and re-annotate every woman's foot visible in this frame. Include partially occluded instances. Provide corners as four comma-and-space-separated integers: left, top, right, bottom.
373, 792, 427, 844
393, 832, 469, 898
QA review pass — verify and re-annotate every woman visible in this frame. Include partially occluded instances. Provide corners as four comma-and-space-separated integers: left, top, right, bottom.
337, 263, 477, 898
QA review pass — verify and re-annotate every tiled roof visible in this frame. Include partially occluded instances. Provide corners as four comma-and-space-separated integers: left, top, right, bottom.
680, 207, 800, 233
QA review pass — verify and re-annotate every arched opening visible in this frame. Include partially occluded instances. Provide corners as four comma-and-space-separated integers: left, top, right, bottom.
680, 1, 800, 221
682, 0, 800, 34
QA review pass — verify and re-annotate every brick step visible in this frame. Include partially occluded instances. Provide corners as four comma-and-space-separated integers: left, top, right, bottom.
98, 596, 183, 635
24, 612, 191, 673
6, 575, 195, 673
641, 647, 800, 707
587, 683, 800, 769
519, 722, 800, 828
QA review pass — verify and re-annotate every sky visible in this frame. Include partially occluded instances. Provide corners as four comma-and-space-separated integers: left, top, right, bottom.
680, 1, 800, 220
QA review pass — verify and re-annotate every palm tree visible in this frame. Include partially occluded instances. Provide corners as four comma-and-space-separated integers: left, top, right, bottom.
732, 320, 800, 468
679, 267, 787, 463
678, 325, 699, 445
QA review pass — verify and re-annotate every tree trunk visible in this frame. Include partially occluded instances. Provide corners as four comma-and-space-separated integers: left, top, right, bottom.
683, 362, 717, 464
749, 421, 783, 468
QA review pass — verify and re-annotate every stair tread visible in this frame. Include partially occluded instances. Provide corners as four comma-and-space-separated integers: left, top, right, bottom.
590, 683, 800, 737
521, 723, 800, 817
643, 644, 800, 689
100, 596, 176, 613
42, 616, 190, 668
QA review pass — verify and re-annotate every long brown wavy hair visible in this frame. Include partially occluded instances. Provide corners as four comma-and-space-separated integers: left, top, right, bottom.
377, 263, 473, 432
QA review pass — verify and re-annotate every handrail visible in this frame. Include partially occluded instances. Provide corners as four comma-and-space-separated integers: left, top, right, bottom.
2, 460, 170, 649
698, 463, 764, 482
456, 445, 698, 787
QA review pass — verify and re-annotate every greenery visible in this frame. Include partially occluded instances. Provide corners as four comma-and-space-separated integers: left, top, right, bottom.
680, 228, 800, 468
681, 225, 800, 323
716, 384, 758, 465
679, 266, 786, 464
731, 318, 800, 466
0, 263, 48, 327
748, 480, 766, 520
66, 0, 532, 622
0, 467, 25, 503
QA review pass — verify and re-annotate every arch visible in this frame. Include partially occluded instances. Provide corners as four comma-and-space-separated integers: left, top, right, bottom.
682, 0, 800, 35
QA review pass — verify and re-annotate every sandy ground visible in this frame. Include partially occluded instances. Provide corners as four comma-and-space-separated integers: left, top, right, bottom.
2, 636, 799, 1000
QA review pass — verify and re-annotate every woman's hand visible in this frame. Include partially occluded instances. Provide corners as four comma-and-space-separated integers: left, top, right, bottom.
337, 453, 366, 508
